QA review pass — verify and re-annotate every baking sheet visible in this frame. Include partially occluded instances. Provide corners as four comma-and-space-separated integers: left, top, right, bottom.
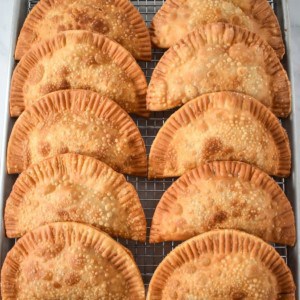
0, 0, 299, 296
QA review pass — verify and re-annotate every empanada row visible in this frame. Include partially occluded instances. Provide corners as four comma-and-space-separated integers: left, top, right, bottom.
2, 225, 295, 299
13, 11, 290, 118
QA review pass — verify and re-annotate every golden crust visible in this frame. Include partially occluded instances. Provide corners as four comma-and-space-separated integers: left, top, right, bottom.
148, 91, 291, 178
147, 23, 290, 117
150, 0, 285, 58
11, 30, 148, 117
5, 153, 146, 241
15, 0, 151, 61
150, 161, 295, 245
7, 89, 147, 176
147, 230, 295, 300
1, 222, 145, 300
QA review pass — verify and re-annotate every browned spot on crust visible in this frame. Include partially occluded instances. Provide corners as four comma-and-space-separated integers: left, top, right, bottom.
53, 282, 62, 289
92, 19, 109, 34
211, 210, 228, 226
58, 80, 71, 90
57, 210, 70, 220
232, 291, 247, 299
64, 272, 81, 286
39, 141, 51, 157
202, 138, 234, 161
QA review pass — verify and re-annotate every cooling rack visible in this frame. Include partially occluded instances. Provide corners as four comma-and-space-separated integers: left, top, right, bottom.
24, 0, 288, 289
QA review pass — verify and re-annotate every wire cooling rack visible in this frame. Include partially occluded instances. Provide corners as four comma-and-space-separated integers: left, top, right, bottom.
28, 0, 288, 288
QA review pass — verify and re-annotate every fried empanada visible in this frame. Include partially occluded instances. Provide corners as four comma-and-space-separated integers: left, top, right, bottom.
147, 230, 295, 300
7, 90, 147, 176
149, 92, 291, 178
150, 0, 285, 58
150, 161, 295, 245
5, 153, 146, 241
1, 222, 145, 300
11, 30, 148, 117
147, 23, 290, 117
15, 0, 151, 61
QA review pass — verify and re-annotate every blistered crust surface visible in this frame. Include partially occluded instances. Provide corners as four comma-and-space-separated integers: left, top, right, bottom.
1, 222, 145, 300
150, 161, 295, 245
150, 0, 284, 58
5, 154, 146, 241
7, 90, 147, 176
15, 0, 151, 60
162, 254, 278, 299
147, 230, 295, 300
147, 23, 290, 117
11, 31, 148, 116
168, 109, 277, 173
149, 92, 291, 178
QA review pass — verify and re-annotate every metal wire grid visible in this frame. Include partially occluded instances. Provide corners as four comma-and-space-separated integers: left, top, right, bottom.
27, 0, 288, 288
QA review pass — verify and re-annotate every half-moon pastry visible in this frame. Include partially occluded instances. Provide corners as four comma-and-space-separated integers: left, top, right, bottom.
150, 161, 295, 245
10, 30, 148, 117
149, 92, 291, 178
5, 153, 146, 241
147, 230, 295, 300
147, 23, 290, 117
7, 89, 147, 176
150, 0, 285, 58
1, 222, 145, 300
15, 0, 151, 61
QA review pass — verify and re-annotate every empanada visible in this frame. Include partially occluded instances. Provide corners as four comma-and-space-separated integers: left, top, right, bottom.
1, 222, 145, 300
147, 23, 290, 117
10, 30, 148, 117
7, 89, 147, 176
5, 153, 146, 241
150, 161, 295, 245
15, 0, 151, 61
147, 230, 295, 300
149, 92, 291, 178
150, 0, 285, 58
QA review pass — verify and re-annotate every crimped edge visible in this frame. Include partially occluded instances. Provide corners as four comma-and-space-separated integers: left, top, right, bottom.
1, 222, 145, 300
7, 89, 147, 176
5, 153, 146, 241
147, 229, 295, 300
11, 30, 149, 117
148, 91, 291, 178
150, 160, 295, 245
149, 0, 285, 58
147, 22, 290, 117
15, 0, 151, 61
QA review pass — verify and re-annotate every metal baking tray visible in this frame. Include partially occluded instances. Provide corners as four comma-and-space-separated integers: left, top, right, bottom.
0, 0, 299, 297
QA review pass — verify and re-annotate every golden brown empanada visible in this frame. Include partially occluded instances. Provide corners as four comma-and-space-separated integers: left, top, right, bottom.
7, 89, 147, 176
149, 92, 291, 178
147, 230, 295, 300
150, 161, 295, 245
10, 30, 148, 117
147, 23, 290, 117
150, 0, 285, 58
1, 222, 145, 300
15, 0, 151, 61
5, 153, 146, 241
